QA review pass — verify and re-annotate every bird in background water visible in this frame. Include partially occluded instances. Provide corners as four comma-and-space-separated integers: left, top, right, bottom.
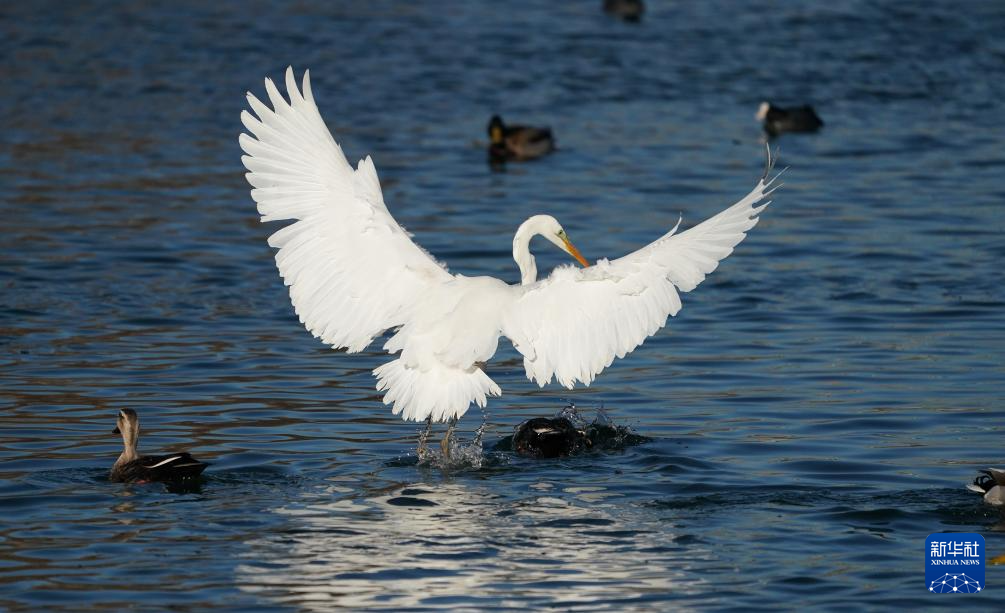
604, 0, 645, 22
487, 115, 555, 163
756, 101, 824, 137
240, 68, 779, 458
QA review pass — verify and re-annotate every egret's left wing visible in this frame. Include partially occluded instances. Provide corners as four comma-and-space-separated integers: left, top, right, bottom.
503, 159, 779, 388
240, 68, 453, 353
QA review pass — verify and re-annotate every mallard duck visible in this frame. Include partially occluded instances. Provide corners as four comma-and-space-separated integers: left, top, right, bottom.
110, 409, 208, 483
755, 102, 824, 136
487, 115, 555, 162
967, 468, 1005, 506
604, 0, 644, 22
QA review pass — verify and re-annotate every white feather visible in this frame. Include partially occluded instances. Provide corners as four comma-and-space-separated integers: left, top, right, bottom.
149, 455, 183, 468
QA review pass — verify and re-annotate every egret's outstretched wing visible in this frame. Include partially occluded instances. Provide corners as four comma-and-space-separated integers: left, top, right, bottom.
240, 67, 451, 352
503, 158, 778, 388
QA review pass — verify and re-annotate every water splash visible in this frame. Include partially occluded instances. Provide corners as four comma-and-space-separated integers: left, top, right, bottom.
582, 412, 650, 452
414, 415, 489, 470
556, 402, 589, 427
407, 404, 649, 467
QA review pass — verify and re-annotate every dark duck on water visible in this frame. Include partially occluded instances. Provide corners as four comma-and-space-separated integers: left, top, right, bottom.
487, 115, 555, 163
755, 102, 824, 136
967, 468, 1005, 506
512, 417, 591, 458
603, 0, 644, 22
505, 411, 651, 459
110, 409, 208, 483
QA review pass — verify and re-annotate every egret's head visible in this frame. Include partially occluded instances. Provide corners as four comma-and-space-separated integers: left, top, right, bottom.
488, 115, 505, 145
536, 215, 590, 268
755, 101, 771, 121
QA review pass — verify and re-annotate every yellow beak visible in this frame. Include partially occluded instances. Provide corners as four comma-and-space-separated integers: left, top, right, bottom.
562, 237, 590, 268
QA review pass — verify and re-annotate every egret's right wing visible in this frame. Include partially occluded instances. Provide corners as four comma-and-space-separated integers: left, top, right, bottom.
240, 67, 452, 352
504, 154, 779, 388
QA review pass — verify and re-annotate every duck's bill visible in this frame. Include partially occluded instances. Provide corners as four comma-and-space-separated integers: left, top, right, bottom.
112, 426, 120, 434
563, 238, 590, 267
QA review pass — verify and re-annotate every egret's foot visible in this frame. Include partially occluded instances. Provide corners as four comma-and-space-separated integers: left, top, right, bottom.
417, 416, 432, 459
440, 416, 458, 460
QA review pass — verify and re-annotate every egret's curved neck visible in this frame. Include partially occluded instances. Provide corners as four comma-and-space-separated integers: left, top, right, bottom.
513, 222, 538, 286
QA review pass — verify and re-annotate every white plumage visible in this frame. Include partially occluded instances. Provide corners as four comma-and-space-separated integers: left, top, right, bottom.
241, 67, 778, 424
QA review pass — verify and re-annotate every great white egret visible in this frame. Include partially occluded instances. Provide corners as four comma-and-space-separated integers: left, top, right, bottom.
240, 68, 778, 455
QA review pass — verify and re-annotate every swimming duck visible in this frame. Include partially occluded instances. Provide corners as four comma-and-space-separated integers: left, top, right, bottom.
487, 115, 555, 162
755, 102, 824, 136
110, 409, 208, 483
967, 468, 1005, 506
604, 0, 644, 22
512, 417, 591, 458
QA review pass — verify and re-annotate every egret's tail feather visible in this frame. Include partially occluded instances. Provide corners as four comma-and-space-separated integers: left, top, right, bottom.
374, 360, 502, 423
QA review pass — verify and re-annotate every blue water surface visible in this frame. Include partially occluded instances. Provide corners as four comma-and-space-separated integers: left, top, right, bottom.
2, 1, 1004, 610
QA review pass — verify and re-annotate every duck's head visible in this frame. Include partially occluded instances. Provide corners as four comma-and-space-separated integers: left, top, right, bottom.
488, 115, 505, 145
113, 408, 139, 447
